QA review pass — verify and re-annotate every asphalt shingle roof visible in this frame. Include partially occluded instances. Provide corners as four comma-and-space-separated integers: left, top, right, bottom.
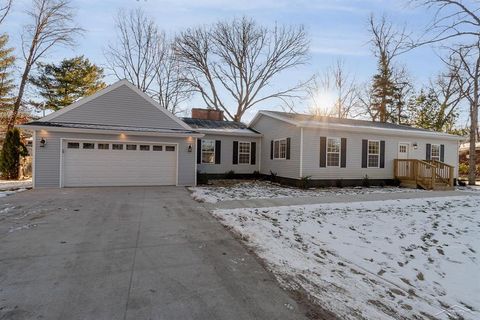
182, 117, 249, 130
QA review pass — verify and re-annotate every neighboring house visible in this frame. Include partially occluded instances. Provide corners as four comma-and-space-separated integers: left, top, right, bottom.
19, 80, 462, 188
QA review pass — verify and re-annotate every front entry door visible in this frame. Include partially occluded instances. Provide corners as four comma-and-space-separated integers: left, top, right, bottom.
397, 143, 410, 177
398, 143, 409, 159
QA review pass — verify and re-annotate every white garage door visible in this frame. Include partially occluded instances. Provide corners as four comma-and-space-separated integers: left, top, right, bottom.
62, 140, 177, 187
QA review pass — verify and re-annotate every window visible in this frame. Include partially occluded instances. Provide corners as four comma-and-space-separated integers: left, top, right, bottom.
83, 143, 95, 149
126, 144, 137, 151
201, 140, 215, 163
327, 138, 340, 167
152, 145, 162, 151
431, 144, 440, 161
139, 145, 150, 151
67, 142, 79, 149
98, 143, 109, 150
238, 142, 251, 164
165, 145, 175, 152
273, 139, 287, 160
399, 145, 407, 153
367, 140, 380, 168
112, 144, 123, 150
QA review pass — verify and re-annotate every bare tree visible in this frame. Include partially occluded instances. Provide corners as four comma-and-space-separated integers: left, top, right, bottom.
0, 0, 12, 25
105, 9, 189, 114
7, 0, 82, 130
411, 0, 479, 184
174, 16, 310, 121
307, 59, 359, 118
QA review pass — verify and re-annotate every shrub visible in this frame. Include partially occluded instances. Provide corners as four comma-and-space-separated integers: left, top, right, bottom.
362, 174, 370, 188
225, 170, 235, 179
197, 171, 208, 185
0, 129, 28, 180
299, 175, 311, 189
253, 170, 261, 179
459, 163, 469, 175
335, 179, 343, 188
269, 170, 278, 183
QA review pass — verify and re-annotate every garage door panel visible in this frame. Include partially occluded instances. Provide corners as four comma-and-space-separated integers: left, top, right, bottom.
63, 141, 178, 187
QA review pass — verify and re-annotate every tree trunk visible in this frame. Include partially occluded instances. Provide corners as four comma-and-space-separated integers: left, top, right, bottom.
7, 52, 33, 131
468, 83, 478, 185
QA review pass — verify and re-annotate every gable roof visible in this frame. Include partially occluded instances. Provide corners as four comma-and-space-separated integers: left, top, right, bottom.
182, 117, 261, 137
39, 80, 192, 131
250, 110, 461, 140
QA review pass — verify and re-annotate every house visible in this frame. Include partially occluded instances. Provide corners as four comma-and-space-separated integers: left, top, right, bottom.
19, 80, 462, 189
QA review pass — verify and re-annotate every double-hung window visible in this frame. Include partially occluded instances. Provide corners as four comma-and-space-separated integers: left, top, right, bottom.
431, 144, 440, 161
367, 140, 380, 168
201, 140, 215, 164
273, 139, 287, 160
327, 138, 341, 167
238, 142, 251, 164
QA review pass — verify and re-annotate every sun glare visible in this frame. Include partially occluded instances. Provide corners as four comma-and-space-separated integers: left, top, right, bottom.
309, 89, 337, 116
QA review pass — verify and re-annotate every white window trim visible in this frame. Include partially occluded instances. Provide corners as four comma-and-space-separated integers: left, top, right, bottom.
326, 137, 341, 168
238, 141, 251, 165
431, 143, 441, 161
201, 139, 216, 164
367, 140, 380, 168
273, 138, 287, 160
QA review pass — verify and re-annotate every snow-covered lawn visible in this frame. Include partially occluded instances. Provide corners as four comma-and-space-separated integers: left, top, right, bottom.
212, 196, 480, 319
0, 179, 31, 197
190, 180, 424, 203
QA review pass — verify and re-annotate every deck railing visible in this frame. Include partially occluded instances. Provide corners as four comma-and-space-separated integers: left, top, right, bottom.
393, 159, 454, 190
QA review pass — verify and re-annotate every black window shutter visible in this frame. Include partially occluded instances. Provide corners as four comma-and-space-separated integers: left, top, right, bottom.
319, 137, 326, 168
197, 139, 202, 164
286, 138, 291, 160
340, 138, 347, 168
440, 144, 445, 162
270, 140, 273, 160
426, 143, 431, 160
250, 142, 256, 165
233, 141, 238, 164
361, 139, 368, 168
380, 140, 385, 168
215, 140, 221, 164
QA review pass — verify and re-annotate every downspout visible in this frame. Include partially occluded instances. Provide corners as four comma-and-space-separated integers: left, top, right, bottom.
300, 127, 304, 178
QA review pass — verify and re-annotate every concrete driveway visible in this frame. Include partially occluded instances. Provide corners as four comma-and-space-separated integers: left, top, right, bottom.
0, 187, 310, 320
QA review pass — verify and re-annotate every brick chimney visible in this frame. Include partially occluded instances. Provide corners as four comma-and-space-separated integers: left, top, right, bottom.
191, 108, 224, 121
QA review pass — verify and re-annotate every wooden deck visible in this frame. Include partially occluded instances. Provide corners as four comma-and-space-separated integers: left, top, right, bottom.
394, 159, 455, 190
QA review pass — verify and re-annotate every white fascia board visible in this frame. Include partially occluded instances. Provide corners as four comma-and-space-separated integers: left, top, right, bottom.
198, 129, 262, 137
248, 110, 300, 128
17, 125, 204, 138
299, 122, 462, 141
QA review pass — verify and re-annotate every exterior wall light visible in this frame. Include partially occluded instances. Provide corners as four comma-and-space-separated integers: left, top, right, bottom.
40, 138, 46, 147
412, 142, 418, 149
188, 144, 193, 152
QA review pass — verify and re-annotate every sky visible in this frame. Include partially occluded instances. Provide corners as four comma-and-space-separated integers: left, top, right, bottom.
1, 0, 466, 123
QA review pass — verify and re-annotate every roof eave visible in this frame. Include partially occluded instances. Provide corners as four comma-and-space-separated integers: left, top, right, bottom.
197, 128, 262, 137
17, 124, 204, 138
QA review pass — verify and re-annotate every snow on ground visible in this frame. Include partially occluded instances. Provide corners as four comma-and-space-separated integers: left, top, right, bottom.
212, 196, 480, 319
0, 179, 32, 197
189, 180, 425, 203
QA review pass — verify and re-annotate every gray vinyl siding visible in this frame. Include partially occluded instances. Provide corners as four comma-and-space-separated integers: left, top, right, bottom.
197, 134, 260, 174
33, 130, 195, 187
251, 115, 301, 179
52, 85, 185, 130
302, 127, 459, 180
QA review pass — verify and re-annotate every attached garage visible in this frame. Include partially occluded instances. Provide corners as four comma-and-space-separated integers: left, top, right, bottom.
62, 140, 178, 187
19, 80, 202, 188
